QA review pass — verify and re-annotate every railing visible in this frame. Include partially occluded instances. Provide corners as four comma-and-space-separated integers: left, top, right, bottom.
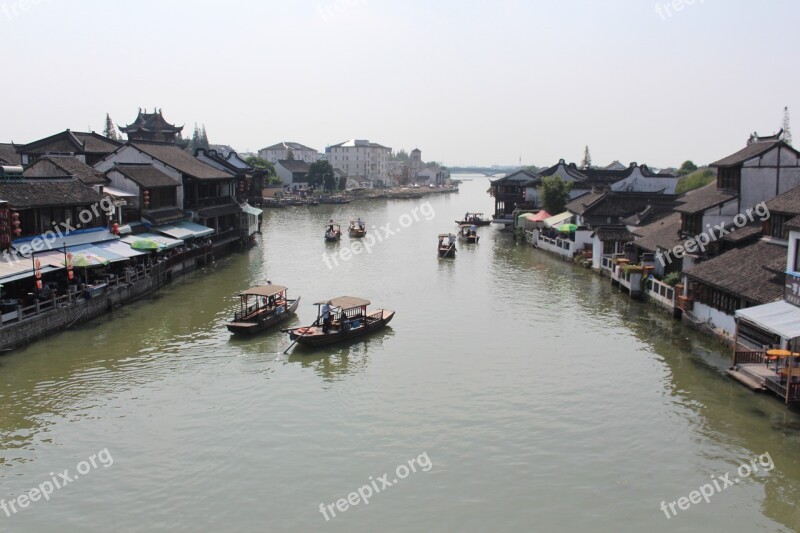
193, 196, 235, 208
765, 377, 786, 398
538, 235, 573, 255
646, 278, 676, 306
733, 351, 765, 365
0, 245, 212, 328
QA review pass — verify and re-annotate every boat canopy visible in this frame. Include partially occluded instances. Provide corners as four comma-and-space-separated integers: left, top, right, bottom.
543, 212, 573, 228
458, 223, 476, 228
465, 212, 484, 216
736, 300, 800, 340
241, 285, 287, 298
314, 296, 370, 310
438, 233, 454, 238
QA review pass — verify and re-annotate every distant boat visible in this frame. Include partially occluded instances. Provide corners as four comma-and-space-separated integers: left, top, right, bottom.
285, 296, 395, 347
455, 212, 490, 226
319, 195, 351, 204
261, 198, 285, 208
325, 222, 342, 242
226, 284, 300, 336
349, 220, 367, 238
458, 224, 479, 244
438, 233, 457, 258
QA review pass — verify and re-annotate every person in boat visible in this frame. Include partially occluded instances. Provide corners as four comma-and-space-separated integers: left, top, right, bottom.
464, 212, 469, 223
438, 236, 444, 249
321, 300, 332, 333
328, 219, 335, 233
357, 217, 364, 230
448, 233, 456, 245
470, 224, 477, 236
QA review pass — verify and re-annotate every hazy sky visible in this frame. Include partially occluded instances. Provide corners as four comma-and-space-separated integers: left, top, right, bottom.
1, 0, 798, 167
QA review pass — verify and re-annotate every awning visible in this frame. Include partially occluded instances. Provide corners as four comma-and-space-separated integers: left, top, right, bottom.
94, 240, 146, 258
0, 260, 62, 285
241, 204, 262, 217
12, 228, 119, 251
73, 244, 129, 263
151, 221, 214, 240
736, 300, 800, 340
543, 212, 573, 228
197, 203, 242, 218
102, 186, 137, 198
121, 233, 183, 250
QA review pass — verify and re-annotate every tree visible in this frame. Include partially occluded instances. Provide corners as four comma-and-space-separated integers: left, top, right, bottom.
541, 175, 572, 214
286, 148, 295, 160
307, 160, 334, 190
678, 160, 698, 176
103, 113, 119, 141
323, 173, 337, 192
783, 106, 793, 147
581, 146, 592, 170
244, 155, 280, 184
199, 124, 209, 149
189, 123, 201, 151
338, 174, 348, 191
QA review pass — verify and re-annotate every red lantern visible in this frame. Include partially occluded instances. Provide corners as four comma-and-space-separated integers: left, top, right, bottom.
143, 190, 150, 209
111, 223, 120, 235
36, 280, 43, 290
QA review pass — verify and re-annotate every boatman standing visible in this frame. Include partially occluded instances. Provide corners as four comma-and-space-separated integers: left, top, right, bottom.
321, 300, 333, 333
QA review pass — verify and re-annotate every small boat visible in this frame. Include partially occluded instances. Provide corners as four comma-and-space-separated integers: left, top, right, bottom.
226, 284, 300, 335
319, 195, 351, 204
349, 220, 367, 238
285, 296, 395, 347
455, 212, 491, 226
325, 221, 342, 242
458, 224, 480, 244
261, 198, 285, 208
437, 233, 457, 258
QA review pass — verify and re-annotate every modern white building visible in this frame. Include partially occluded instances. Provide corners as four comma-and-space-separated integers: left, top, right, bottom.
258, 142, 321, 165
326, 139, 392, 187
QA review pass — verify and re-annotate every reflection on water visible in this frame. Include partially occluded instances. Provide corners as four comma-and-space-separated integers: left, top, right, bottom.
0, 177, 799, 531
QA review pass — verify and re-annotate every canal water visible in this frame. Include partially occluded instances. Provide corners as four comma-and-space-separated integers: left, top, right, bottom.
1, 176, 800, 532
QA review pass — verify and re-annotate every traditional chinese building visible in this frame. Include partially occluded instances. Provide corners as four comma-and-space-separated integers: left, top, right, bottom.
120, 109, 184, 144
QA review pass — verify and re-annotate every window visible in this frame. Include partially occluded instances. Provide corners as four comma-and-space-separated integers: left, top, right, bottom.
769, 215, 787, 240
794, 239, 800, 272
717, 167, 741, 192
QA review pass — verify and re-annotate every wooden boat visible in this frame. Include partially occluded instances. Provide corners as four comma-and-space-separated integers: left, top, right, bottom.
226, 284, 300, 335
319, 195, 351, 204
458, 224, 480, 244
438, 233, 457, 258
349, 220, 367, 238
325, 222, 342, 242
285, 296, 395, 347
455, 212, 491, 226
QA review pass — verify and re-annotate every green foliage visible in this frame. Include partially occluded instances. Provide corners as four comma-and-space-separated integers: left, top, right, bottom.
338, 175, 348, 191
678, 160, 698, 176
581, 146, 592, 169
392, 149, 409, 162
541, 175, 573, 214
103, 113, 119, 141
307, 160, 334, 190
663, 272, 682, 286
244, 156, 279, 184
676, 168, 715, 194
622, 264, 643, 274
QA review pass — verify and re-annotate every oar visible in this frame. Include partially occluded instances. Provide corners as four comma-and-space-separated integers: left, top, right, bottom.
282, 317, 321, 354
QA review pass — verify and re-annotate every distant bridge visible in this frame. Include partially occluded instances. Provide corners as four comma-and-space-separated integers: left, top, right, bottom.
448, 166, 521, 177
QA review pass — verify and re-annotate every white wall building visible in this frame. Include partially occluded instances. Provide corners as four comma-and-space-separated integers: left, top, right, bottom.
326, 139, 392, 187
258, 142, 321, 165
